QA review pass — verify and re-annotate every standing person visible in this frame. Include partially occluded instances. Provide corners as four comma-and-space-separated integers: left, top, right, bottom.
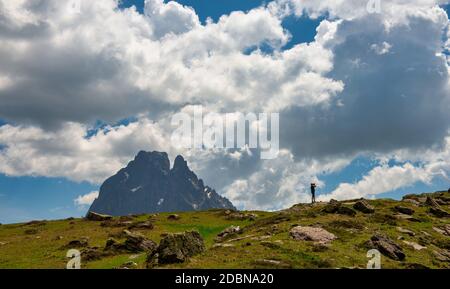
310, 183, 317, 204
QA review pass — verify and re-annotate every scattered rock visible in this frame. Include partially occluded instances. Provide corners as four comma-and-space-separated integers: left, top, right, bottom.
433, 249, 450, 262
116, 261, 138, 269
123, 230, 157, 253
54, 236, 64, 240
105, 231, 157, 253
337, 206, 357, 217
322, 200, 356, 216
81, 247, 106, 261
65, 237, 89, 248
402, 240, 426, 251
212, 243, 235, 249
322, 199, 341, 213
393, 214, 421, 222
402, 199, 420, 206
149, 231, 205, 265
167, 214, 180, 221
225, 212, 258, 221
128, 221, 154, 230
394, 206, 415, 215
253, 259, 292, 269
290, 226, 337, 244
100, 220, 133, 227
429, 207, 450, 218
353, 200, 375, 214
396, 227, 415, 236
86, 211, 113, 221
425, 197, 440, 207
368, 234, 405, 261
215, 226, 242, 242
0, 242, 7, 246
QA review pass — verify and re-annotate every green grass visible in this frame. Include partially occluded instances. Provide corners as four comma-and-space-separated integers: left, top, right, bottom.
0, 191, 449, 269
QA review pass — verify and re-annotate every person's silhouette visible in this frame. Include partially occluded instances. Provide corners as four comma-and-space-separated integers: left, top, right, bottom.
310, 183, 317, 204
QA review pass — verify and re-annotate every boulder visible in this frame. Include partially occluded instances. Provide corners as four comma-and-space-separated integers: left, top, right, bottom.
290, 226, 337, 244
433, 249, 450, 262
167, 214, 180, 221
65, 237, 89, 248
123, 230, 157, 253
322, 199, 340, 213
86, 211, 113, 221
402, 240, 426, 251
151, 231, 205, 264
353, 200, 375, 214
394, 206, 415, 216
369, 234, 405, 261
429, 207, 450, 218
105, 231, 157, 253
337, 206, 357, 217
128, 221, 154, 230
81, 247, 106, 261
215, 226, 242, 242
425, 196, 440, 207
396, 227, 415, 236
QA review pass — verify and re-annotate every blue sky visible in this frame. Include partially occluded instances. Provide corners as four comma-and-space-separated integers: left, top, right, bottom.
0, 0, 449, 223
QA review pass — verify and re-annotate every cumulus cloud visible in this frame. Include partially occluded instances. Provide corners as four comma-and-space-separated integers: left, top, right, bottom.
74, 191, 99, 207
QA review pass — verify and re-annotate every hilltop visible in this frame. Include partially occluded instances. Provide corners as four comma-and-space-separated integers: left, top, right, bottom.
0, 190, 449, 269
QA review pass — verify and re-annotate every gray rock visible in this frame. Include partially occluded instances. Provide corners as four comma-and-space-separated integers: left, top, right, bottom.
167, 214, 180, 221
394, 206, 415, 215
215, 226, 242, 242
353, 200, 375, 214
290, 226, 337, 244
86, 211, 112, 221
396, 227, 415, 236
402, 240, 426, 251
369, 234, 405, 261
150, 231, 205, 265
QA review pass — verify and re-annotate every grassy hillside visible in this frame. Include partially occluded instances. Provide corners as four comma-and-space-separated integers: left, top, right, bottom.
0, 191, 449, 269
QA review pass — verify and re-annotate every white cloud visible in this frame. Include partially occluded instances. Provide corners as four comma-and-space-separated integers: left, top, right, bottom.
74, 191, 99, 207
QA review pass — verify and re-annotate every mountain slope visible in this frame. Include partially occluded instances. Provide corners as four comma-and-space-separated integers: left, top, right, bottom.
89, 151, 235, 216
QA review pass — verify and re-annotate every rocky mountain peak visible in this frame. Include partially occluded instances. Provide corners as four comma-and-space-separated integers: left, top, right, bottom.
89, 151, 235, 216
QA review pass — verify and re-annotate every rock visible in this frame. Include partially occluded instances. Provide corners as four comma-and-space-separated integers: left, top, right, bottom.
402, 199, 420, 206
429, 206, 450, 218
86, 211, 113, 221
369, 234, 405, 261
24, 220, 47, 227
151, 231, 205, 264
253, 259, 292, 269
225, 212, 258, 221
433, 249, 450, 262
116, 261, 138, 269
81, 247, 106, 261
65, 237, 89, 248
394, 206, 415, 215
337, 206, 357, 217
123, 230, 157, 253
100, 220, 133, 227
405, 263, 430, 269
128, 221, 154, 230
215, 226, 242, 242
167, 214, 180, 221
290, 226, 337, 244
396, 227, 415, 236
105, 231, 157, 253
402, 240, 426, 251
321, 200, 356, 216
212, 243, 235, 248
425, 197, 440, 207
353, 200, 375, 214
393, 214, 421, 222
0, 242, 7, 246
322, 199, 340, 213
54, 236, 64, 240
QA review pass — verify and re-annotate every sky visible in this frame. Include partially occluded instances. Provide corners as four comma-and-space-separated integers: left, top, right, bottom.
0, 0, 450, 224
